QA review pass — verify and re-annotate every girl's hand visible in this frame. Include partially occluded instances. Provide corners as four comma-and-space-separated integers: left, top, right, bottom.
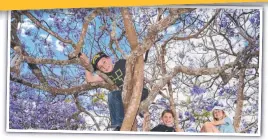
175, 127, 184, 132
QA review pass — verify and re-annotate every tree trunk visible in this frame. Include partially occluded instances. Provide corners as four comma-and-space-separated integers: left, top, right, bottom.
233, 68, 246, 132
131, 119, 138, 131
168, 83, 182, 131
120, 8, 144, 131
120, 56, 144, 131
142, 108, 150, 131
160, 43, 182, 131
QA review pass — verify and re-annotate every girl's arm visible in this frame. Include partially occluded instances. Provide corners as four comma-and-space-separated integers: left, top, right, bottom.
210, 119, 225, 126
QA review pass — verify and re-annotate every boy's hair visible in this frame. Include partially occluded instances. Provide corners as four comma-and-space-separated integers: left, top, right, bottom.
91, 52, 109, 71
161, 109, 175, 118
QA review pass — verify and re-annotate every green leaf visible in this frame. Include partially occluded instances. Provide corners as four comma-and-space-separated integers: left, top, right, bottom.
92, 97, 99, 103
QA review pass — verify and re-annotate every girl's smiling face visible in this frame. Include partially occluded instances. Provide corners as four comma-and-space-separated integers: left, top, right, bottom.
161, 112, 174, 127
213, 109, 225, 120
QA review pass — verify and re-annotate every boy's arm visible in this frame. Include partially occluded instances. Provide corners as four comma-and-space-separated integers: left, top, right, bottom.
85, 71, 104, 83
80, 53, 104, 83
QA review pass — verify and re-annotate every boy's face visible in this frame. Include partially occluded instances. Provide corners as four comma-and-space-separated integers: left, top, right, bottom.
96, 57, 113, 73
161, 112, 174, 127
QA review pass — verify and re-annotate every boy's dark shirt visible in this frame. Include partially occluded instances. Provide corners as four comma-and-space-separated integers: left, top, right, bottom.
106, 59, 148, 101
151, 124, 176, 132
106, 59, 126, 89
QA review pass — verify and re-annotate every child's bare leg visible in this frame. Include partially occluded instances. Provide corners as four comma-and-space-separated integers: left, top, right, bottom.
201, 122, 220, 133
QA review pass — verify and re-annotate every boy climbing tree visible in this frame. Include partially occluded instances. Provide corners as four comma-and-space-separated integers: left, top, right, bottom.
80, 52, 148, 131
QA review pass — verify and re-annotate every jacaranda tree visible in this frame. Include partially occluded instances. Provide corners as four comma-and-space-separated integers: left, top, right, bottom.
9, 7, 260, 133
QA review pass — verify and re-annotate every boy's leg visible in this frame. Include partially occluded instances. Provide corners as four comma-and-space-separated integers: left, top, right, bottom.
138, 88, 149, 118
141, 88, 149, 101
108, 88, 148, 128
108, 90, 124, 128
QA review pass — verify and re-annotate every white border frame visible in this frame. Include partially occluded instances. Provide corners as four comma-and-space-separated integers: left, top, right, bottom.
5, 5, 263, 137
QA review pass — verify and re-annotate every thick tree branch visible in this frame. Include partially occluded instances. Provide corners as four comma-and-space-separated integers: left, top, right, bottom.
11, 75, 115, 95
121, 8, 139, 48
160, 44, 183, 132
121, 8, 136, 108
120, 8, 144, 131
140, 61, 237, 111
11, 18, 51, 92
127, 8, 195, 63
23, 55, 80, 65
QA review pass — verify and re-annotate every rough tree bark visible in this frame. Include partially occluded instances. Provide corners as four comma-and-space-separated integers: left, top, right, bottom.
142, 108, 150, 131
160, 44, 182, 132
11, 10, 117, 95
233, 68, 246, 132
10, 8, 259, 132
120, 8, 144, 131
